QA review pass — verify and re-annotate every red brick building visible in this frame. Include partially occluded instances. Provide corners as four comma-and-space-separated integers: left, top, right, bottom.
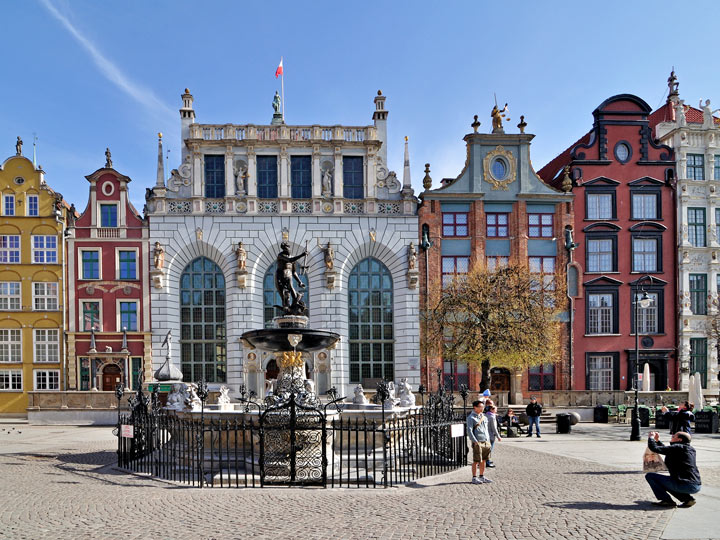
538, 94, 677, 391
65, 159, 151, 391
419, 113, 574, 403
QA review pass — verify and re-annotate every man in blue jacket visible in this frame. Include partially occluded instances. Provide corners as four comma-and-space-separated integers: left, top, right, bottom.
645, 431, 702, 508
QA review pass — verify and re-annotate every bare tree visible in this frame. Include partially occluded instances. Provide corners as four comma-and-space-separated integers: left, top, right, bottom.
422, 262, 566, 391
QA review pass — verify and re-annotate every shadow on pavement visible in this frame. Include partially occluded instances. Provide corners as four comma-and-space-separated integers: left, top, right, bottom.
545, 500, 666, 511
565, 470, 644, 475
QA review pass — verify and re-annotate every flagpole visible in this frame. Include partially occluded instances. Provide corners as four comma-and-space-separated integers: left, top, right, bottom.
281, 57, 285, 122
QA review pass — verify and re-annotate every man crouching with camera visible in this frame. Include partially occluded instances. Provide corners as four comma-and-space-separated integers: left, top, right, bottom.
645, 430, 702, 508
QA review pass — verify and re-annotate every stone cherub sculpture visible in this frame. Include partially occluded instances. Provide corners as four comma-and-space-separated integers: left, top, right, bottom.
235, 242, 247, 272
153, 241, 165, 270
217, 385, 231, 405
352, 384, 369, 405
274, 242, 308, 315
397, 378, 416, 407
166, 383, 189, 411
185, 383, 202, 412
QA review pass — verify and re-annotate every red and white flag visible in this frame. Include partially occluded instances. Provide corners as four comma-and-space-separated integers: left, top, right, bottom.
275, 58, 283, 78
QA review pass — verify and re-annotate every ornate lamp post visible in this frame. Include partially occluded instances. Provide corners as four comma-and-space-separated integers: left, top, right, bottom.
631, 289, 653, 441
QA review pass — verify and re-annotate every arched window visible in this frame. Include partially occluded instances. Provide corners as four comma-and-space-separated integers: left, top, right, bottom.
348, 257, 394, 383
180, 257, 226, 382
263, 261, 309, 326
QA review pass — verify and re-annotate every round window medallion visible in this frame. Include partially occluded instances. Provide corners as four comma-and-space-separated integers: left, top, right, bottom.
614, 142, 631, 163
641, 336, 654, 349
13, 177, 24, 185
101, 181, 115, 196
491, 159, 507, 180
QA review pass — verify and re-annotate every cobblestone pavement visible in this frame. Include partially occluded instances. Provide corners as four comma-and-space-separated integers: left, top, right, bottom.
1, 424, 718, 540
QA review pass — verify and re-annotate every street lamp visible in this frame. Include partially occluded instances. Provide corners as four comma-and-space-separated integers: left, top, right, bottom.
631, 289, 653, 441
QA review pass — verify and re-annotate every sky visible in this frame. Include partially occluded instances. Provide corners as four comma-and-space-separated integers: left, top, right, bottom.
3, 1, 720, 210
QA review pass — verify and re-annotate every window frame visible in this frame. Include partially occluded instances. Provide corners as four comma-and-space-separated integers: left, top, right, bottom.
290, 155, 312, 199
0, 329, 21, 363
117, 300, 139, 332
687, 207, 707, 248
630, 188, 661, 220
3, 194, 15, 216
0, 282, 21, 311
527, 212, 553, 238
586, 352, 619, 390
442, 359, 469, 391
630, 287, 664, 335
689, 338, 708, 389
256, 155, 279, 199
631, 234, 661, 273
34, 369, 60, 391
27, 194, 39, 217
486, 256, 508, 272
0, 235, 21, 264
99, 203, 119, 227
203, 154, 226, 199
32, 282, 59, 311
31, 235, 58, 264
485, 212, 508, 238
689, 273, 708, 315
33, 329, 60, 363
687, 153, 705, 181
0, 369, 22, 391
81, 300, 102, 331
79, 249, 101, 280
528, 363, 555, 391
585, 189, 616, 220
342, 156, 364, 199
116, 248, 138, 280
585, 232, 618, 273
441, 256, 470, 287
442, 212, 469, 237
585, 287, 619, 335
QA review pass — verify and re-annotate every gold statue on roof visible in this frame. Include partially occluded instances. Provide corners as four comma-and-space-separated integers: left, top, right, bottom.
491, 102, 509, 134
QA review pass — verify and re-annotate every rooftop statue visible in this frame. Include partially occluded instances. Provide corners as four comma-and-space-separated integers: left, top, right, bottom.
491, 103, 509, 134
272, 91, 281, 113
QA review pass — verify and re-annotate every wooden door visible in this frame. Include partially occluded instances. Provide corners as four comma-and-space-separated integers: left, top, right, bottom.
102, 364, 122, 391
490, 370, 511, 392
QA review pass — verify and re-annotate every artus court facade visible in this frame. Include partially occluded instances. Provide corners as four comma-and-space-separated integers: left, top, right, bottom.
146, 90, 420, 398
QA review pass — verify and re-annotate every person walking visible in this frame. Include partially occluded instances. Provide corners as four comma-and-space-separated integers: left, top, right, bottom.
486, 405, 502, 467
526, 396, 542, 438
467, 400, 492, 484
645, 431, 701, 508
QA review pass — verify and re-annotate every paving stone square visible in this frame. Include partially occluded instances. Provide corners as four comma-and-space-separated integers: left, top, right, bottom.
1, 421, 718, 540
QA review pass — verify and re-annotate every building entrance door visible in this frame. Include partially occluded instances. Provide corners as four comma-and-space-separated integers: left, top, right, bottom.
490, 368, 511, 392
102, 364, 122, 391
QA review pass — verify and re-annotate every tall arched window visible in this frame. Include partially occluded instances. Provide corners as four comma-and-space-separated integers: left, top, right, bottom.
263, 262, 309, 326
180, 257, 226, 382
348, 257, 394, 383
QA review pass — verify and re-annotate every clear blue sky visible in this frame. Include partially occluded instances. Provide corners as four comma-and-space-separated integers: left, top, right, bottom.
3, 1, 720, 210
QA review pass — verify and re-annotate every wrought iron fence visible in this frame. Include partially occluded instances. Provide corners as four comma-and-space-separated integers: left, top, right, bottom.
116, 375, 469, 489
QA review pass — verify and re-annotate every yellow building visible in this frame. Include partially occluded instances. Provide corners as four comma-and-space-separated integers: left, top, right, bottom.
0, 141, 69, 414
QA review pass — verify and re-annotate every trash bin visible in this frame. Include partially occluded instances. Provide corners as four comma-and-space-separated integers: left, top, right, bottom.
556, 413, 572, 434
655, 410, 670, 429
694, 411, 719, 434
594, 405, 609, 423
638, 407, 650, 428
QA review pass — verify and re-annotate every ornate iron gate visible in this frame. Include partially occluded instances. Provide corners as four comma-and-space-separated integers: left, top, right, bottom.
260, 397, 327, 486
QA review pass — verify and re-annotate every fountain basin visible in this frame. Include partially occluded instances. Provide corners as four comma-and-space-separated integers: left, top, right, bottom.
242, 328, 340, 353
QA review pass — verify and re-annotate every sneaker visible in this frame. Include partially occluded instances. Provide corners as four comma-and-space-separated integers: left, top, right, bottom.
481, 476, 493, 483
678, 498, 696, 508
536, 434, 541, 438
486, 462, 496, 468
526, 433, 533, 437
471, 477, 483, 484
651, 500, 677, 508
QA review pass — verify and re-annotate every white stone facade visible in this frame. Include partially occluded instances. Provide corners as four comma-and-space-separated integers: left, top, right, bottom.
655, 84, 720, 395
147, 90, 420, 397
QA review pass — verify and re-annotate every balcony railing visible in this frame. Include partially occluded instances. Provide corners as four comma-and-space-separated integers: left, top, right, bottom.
189, 124, 377, 143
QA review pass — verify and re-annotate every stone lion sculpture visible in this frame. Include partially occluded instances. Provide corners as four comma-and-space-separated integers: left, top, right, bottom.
352, 384, 369, 405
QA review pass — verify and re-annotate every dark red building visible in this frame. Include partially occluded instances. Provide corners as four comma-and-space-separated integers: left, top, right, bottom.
66, 161, 151, 391
539, 94, 677, 391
